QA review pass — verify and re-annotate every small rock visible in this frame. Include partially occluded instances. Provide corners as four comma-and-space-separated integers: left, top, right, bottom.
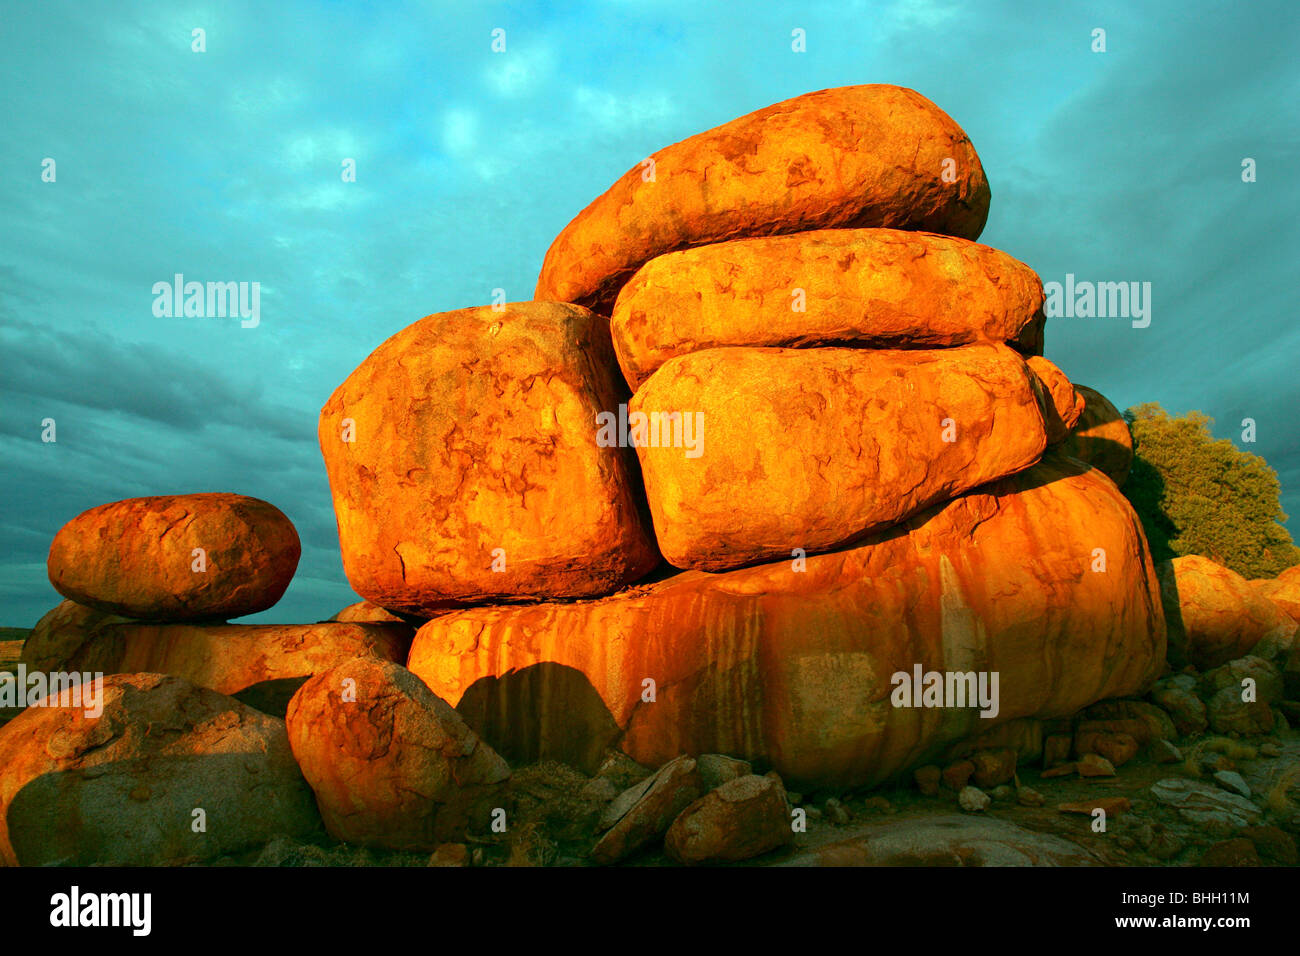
1212, 770, 1251, 799
696, 753, 752, 791
804, 805, 823, 821
1236, 825, 1298, 865
1074, 731, 1139, 768
1041, 762, 1077, 779
1206, 686, 1275, 736
1017, 786, 1045, 807
823, 797, 851, 825
991, 785, 1015, 802
970, 748, 1017, 788
428, 843, 469, 867
958, 786, 990, 813
664, 774, 793, 864
1058, 797, 1131, 816
914, 765, 942, 796
1150, 739, 1182, 764
941, 760, 975, 790
1150, 675, 1208, 735
1150, 831, 1185, 860
1077, 753, 1116, 778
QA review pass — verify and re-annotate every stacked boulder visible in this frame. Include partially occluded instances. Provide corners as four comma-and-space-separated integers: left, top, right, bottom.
24, 493, 413, 716
391, 85, 1167, 792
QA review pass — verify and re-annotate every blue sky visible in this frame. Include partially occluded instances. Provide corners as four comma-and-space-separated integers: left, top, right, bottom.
2, 0, 1297, 626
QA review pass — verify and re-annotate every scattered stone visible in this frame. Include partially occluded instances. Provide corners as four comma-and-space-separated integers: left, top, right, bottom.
1206, 686, 1275, 736
1041, 763, 1077, 779
0, 674, 320, 865
990, 785, 1015, 802
970, 748, 1017, 788
579, 776, 618, 804
1199, 656, 1284, 704
591, 756, 702, 865
1017, 787, 1045, 807
959, 786, 990, 813
942, 760, 975, 790
823, 797, 851, 825
914, 765, 942, 796
1077, 753, 1117, 778
696, 753, 752, 791
285, 659, 510, 851
1212, 770, 1251, 799
1236, 825, 1298, 865
1150, 778, 1261, 837
664, 774, 793, 864
1058, 797, 1131, 816
1083, 699, 1179, 743
1074, 730, 1139, 768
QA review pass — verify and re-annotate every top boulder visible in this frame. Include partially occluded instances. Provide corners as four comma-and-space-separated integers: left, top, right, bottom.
535, 85, 991, 315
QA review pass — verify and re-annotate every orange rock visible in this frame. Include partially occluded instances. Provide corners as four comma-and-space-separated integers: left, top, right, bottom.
1251, 567, 1300, 622
21, 600, 412, 717
609, 229, 1044, 389
535, 85, 990, 314
631, 344, 1047, 571
1059, 385, 1133, 485
1026, 356, 1085, 444
285, 659, 510, 851
970, 748, 1017, 788
328, 600, 411, 624
1159, 554, 1297, 670
1073, 730, 1140, 768
407, 456, 1166, 789
942, 760, 976, 791
318, 302, 659, 613
47, 493, 300, 621
0, 674, 320, 866
664, 774, 793, 864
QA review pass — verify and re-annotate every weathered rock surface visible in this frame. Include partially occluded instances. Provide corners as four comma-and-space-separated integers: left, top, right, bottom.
1059, 385, 1133, 486
1150, 674, 1208, 735
778, 815, 1099, 866
1026, 356, 1085, 444
1159, 554, 1297, 669
285, 659, 510, 851
329, 600, 412, 624
609, 229, 1044, 389
591, 756, 702, 864
1150, 778, 1261, 837
0, 673, 320, 866
47, 493, 300, 621
535, 85, 990, 314
408, 456, 1166, 789
318, 301, 659, 613
22, 601, 412, 717
1252, 566, 1300, 622
631, 343, 1047, 571
664, 773, 792, 864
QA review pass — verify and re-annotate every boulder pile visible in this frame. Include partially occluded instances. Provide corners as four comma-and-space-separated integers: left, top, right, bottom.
7, 83, 1297, 866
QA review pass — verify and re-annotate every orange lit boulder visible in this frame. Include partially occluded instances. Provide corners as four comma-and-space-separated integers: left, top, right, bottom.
318, 302, 659, 614
630, 343, 1047, 571
47, 493, 300, 621
328, 600, 414, 625
609, 229, 1045, 389
1251, 566, 1300, 622
0, 674, 320, 866
1026, 356, 1085, 444
536, 85, 991, 314
1159, 555, 1297, 670
285, 659, 510, 850
1059, 385, 1133, 486
407, 456, 1166, 789
21, 602, 412, 717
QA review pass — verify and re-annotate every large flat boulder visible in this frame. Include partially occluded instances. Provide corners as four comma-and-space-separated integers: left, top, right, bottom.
318, 301, 659, 613
630, 343, 1047, 571
535, 85, 990, 314
1158, 554, 1297, 670
47, 493, 300, 621
609, 229, 1044, 389
0, 673, 320, 866
22, 601, 412, 717
407, 456, 1166, 789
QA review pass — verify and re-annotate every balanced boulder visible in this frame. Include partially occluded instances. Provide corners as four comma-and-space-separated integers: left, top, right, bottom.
22, 601, 412, 716
1159, 554, 1297, 669
286, 659, 510, 850
610, 229, 1044, 389
1059, 385, 1133, 486
630, 343, 1047, 571
408, 455, 1165, 789
0, 673, 320, 866
1026, 356, 1085, 444
318, 301, 659, 613
535, 85, 990, 314
47, 493, 300, 621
